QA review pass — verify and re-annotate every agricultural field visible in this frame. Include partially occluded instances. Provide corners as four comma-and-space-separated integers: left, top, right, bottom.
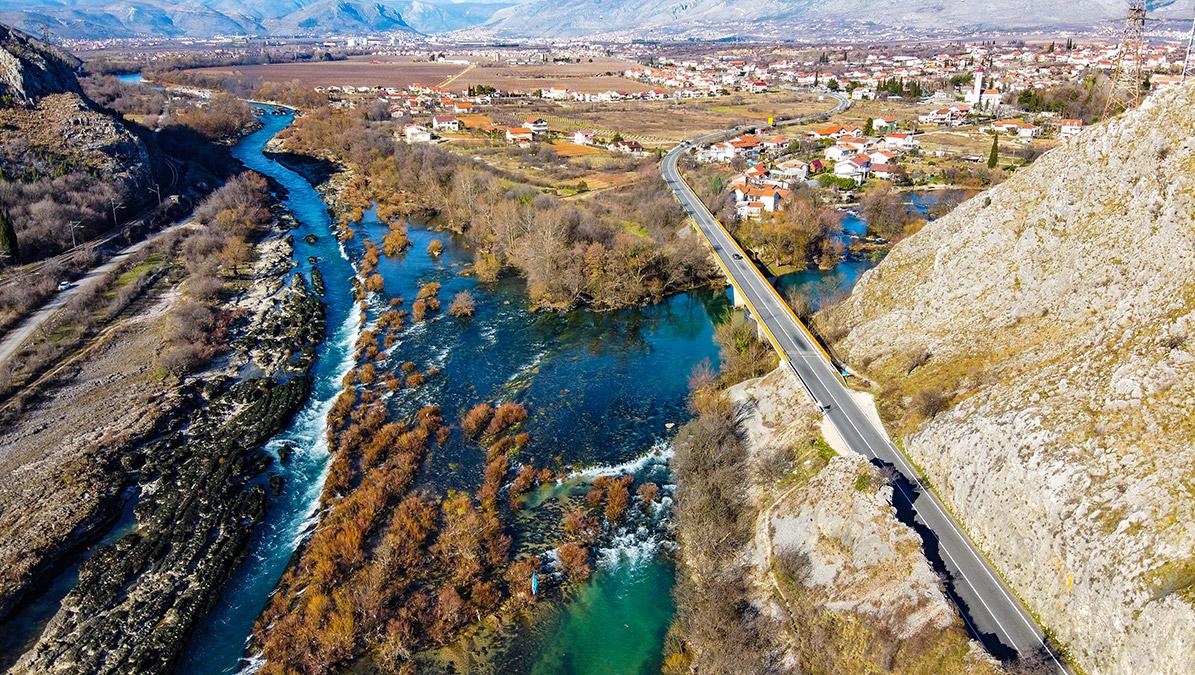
183, 56, 654, 94
184, 56, 467, 88
448, 58, 653, 94
489, 92, 831, 147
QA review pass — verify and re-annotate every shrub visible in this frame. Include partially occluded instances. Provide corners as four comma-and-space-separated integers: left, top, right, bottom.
484, 402, 527, 436
915, 388, 950, 419
557, 542, 591, 583
381, 226, 408, 256
604, 479, 631, 523
637, 482, 660, 513
364, 273, 385, 294
462, 403, 494, 437
448, 291, 476, 318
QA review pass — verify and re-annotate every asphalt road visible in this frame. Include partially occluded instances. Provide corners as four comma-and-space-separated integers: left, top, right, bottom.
661, 97, 1067, 672
0, 218, 194, 367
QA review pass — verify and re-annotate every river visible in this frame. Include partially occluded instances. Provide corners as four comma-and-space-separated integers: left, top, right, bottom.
8, 84, 911, 673
181, 106, 728, 673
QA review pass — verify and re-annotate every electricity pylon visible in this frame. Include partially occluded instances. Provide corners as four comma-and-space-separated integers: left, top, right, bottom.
1102, 0, 1149, 120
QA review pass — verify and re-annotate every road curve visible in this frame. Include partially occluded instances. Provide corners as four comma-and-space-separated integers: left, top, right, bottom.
661, 94, 1068, 672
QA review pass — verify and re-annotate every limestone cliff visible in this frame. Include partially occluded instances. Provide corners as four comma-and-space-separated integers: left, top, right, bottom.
723, 367, 999, 673
0, 24, 80, 104
0, 23, 152, 225
820, 82, 1195, 672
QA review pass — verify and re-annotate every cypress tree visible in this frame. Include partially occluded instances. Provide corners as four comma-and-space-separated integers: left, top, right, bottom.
987, 133, 999, 169
0, 206, 17, 263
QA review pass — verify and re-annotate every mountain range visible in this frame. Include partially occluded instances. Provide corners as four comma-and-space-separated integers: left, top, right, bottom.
482, 0, 1181, 38
0, 0, 514, 39
0, 0, 1182, 39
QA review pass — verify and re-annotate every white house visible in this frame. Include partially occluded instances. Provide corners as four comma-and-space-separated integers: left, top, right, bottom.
506, 127, 535, 144
772, 159, 809, 182
523, 117, 550, 135
833, 154, 872, 184
872, 117, 896, 132
824, 144, 856, 162
432, 116, 460, 132
612, 140, 648, 156
1060, 118, 1084, 137
403, 125, 434, 144
573, 130, 597, 146
870, 163, 898, 180
734, 186, 790, 219
883, 132, 919, 149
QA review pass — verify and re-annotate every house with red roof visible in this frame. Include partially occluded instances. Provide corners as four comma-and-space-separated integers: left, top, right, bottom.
432, 116, 460, 132
1060, 118, 1084, 138
833, 154, 872, 184
506, 127, 535, 144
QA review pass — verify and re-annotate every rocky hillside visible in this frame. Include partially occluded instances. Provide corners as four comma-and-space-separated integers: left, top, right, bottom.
819, 82, 1195, 673
729, 367, 1002, 673
0, 23, 152, 258
0, 23, 79, 103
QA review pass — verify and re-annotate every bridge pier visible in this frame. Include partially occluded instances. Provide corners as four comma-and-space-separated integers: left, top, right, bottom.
731, 282, 746, 308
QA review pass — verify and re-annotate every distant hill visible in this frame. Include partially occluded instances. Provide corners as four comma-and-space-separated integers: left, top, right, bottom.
0, 0, 1182, 39
480, 0, 1181, 38
0, 0, 513, 39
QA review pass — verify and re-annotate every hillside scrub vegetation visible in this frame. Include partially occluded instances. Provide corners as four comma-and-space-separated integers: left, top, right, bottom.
665, 375, 779, 672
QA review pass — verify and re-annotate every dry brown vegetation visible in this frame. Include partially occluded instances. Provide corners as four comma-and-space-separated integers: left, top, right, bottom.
158, 172, 273, 375
666, 379, 779, 672
734, 187, 845, 270
713, 312, 779, 387
447, 291, 476, 318
859, 181, 926, 243
277, 106, 716, 310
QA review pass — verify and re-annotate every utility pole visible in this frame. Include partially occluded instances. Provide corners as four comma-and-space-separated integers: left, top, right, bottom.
148, 183, 162, 206
110, 199, 123, 228
68, 220, 81, 249
1102, 0, 1149, 120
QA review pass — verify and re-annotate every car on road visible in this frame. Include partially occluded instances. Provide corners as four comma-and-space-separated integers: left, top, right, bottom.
732, 253, 744, 260
818, 403, 832, 413
56, 281, 73, 291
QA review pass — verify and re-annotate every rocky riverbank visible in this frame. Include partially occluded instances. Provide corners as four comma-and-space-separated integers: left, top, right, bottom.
8, 230, 326, 673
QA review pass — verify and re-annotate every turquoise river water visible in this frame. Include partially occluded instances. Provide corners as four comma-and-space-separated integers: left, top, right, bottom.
5, 90, 936, 672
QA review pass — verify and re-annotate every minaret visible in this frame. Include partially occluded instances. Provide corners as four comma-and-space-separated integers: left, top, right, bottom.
972, 66, 984, 103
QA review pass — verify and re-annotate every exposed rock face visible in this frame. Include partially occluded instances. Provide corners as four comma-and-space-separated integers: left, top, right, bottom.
0, 23, 153, 229
0, 24, 80, 103
821, 82, 1195, 673
12, 244, 326, 674
721, 367, 1000, 673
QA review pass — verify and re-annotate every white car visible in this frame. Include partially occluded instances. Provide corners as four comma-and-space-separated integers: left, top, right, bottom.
57, 281, 73, 291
